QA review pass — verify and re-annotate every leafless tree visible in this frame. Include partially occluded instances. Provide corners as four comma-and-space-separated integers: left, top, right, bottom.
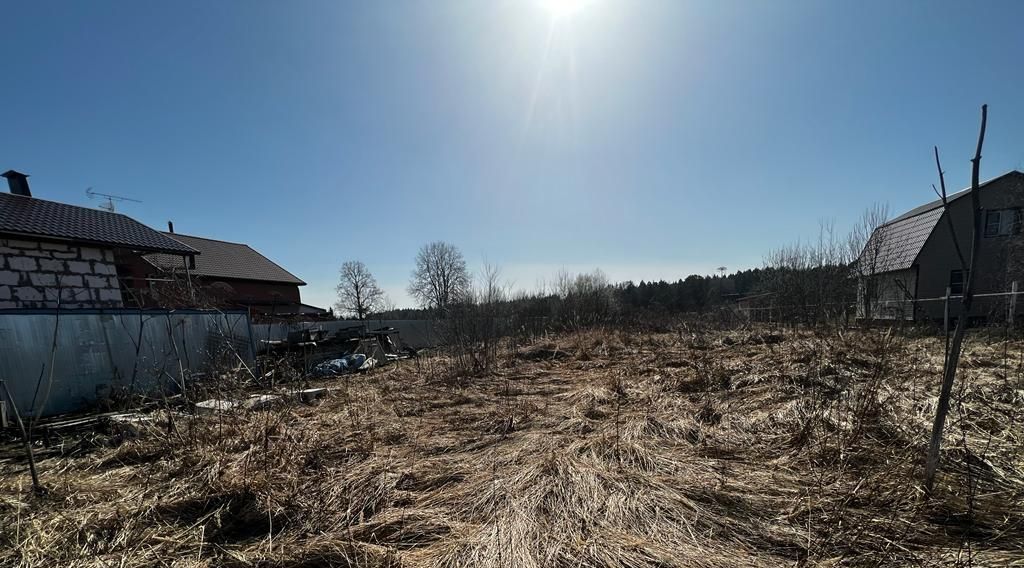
849, 203, 891, 319
408, 241, 471, 312
447, 261, 512, 373
924, 104, 987, 495
554, 268, 616, 328
764, 219, 853, 323
335, 260, 384, 320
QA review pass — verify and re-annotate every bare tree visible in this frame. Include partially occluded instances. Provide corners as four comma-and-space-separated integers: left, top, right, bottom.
764, 219, 853, 323
849, 203, 891, 319
335, 260, 384, 320
924, 104, 987, 495
447, 261, 512, 373
408, 241, 471, 312
554, 268, 615, 328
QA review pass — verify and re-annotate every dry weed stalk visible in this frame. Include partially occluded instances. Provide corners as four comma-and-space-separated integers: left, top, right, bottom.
1, 325, 1022, 567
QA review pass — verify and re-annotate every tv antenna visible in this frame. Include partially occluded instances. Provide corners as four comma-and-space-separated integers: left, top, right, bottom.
85, 187, 141, 212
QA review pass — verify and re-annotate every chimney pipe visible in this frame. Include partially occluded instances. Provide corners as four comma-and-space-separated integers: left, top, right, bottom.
168, 221, 175, 233
2, 170, 31, 197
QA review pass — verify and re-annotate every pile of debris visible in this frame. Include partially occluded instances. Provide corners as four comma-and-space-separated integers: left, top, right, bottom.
312, 353, 375, 376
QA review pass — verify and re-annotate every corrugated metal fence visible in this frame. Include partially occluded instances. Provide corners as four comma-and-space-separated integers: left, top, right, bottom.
0, 309, 254, 418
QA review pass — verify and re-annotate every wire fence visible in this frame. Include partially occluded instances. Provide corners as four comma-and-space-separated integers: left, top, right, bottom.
734, 283, 1023, 326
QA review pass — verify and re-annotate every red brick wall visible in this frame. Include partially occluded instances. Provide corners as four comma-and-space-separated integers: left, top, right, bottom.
206, 279, 301, 304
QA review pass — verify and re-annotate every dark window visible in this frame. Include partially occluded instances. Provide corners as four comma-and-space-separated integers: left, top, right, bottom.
984, 209, 1022, 237
949, 269, 968, 295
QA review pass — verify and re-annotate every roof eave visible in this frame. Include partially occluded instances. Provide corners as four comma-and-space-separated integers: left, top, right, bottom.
161, 272, 305, 286
0, 230, 199, 256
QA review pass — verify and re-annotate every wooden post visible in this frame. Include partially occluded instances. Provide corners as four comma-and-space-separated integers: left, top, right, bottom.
1009, 281, 1018, 325
0, 381, 44, 495
943, 286, 951, 336
925, 104, 988, 495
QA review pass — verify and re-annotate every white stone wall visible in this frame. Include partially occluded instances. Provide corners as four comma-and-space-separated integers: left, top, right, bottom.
0, 238, 124, 309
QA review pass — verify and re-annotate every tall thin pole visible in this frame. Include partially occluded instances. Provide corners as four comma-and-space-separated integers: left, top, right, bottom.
1009, 281, 1018, 325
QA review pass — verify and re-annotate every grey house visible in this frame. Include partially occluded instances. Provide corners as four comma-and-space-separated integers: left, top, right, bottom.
857, 170, 1024, 322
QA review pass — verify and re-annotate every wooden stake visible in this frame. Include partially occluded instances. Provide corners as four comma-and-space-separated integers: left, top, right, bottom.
0, 381, 44, 495
925, 104, 987, 495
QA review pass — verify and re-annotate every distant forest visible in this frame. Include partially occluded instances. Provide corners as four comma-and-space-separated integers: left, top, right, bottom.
364, 265, 851, 322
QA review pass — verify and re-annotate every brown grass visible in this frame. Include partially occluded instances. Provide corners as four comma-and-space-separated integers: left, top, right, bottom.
1, 326, 1023, 567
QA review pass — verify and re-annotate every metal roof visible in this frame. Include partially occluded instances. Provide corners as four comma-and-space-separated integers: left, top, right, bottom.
146, 233, 305, 285
887, 171, 1024, 224
860, 206, 943, 274
858, 170, 1024, 274
0, 192, 198, 255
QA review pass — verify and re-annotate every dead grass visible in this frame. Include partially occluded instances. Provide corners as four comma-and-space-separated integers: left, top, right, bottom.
1, 326, 1023, 567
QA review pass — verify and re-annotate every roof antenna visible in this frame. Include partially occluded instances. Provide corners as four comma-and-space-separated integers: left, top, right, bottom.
86, 187, 142, 213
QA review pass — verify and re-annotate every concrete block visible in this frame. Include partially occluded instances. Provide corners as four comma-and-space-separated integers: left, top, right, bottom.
80, 247, 104, 261
51, 251, 78, 259
7, 257, 37, 272
195, 399, 239, 414
0, 286, 9, 300
2, 239, 38, 249
92, 262, 116, 276
13, 287, 42, 302
0, 271, 20, 286
58, 274, 83, 287
21, 249, 51, 258
85, 275, 109, 288
98, 288, 123, 303
39, 242, 69, 252
29, 273, 56, 287
67, 260, 92, 274
62, 287, 92, 302
103, 249, 115, 262
38, 259, 65, 272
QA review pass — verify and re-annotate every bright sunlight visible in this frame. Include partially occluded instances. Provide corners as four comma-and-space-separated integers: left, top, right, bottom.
540, 0, 587, 19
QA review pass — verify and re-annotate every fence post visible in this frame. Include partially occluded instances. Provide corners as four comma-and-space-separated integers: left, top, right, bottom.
1009, 281, 1018, 325
943, 286, 951, 336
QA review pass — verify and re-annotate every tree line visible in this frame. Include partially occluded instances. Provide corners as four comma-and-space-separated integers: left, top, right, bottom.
335, 205, 888, 325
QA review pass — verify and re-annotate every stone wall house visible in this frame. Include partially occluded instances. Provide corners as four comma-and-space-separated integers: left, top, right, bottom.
0, 170, 198, 310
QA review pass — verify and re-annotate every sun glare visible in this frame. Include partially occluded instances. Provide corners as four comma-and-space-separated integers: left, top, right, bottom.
541, 0, 587, 19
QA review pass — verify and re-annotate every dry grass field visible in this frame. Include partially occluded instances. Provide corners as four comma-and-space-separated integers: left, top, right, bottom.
2, 326, 1023, 567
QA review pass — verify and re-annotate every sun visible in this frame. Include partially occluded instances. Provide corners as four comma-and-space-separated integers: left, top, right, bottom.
540, 0, 587, 19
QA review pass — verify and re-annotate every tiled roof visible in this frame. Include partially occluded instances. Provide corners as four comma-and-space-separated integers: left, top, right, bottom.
146, 233, 305, 285
858, 170, 1024, 274
859, 207, 943, 274
0, 192, 197, 255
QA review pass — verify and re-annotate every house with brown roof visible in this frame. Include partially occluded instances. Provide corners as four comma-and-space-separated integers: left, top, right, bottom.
857, 170, 1024, 322
144, 231, 325, 318
0, 170, 197, 309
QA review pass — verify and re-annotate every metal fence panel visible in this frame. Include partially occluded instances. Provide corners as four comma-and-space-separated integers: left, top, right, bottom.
0, 309, 254, 418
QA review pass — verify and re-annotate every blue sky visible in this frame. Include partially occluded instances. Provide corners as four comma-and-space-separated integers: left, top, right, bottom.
2, 1, 1023, 309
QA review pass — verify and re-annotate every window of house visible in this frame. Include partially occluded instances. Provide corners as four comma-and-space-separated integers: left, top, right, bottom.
984, 208, 1022, 237
949, 269, 969, 295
